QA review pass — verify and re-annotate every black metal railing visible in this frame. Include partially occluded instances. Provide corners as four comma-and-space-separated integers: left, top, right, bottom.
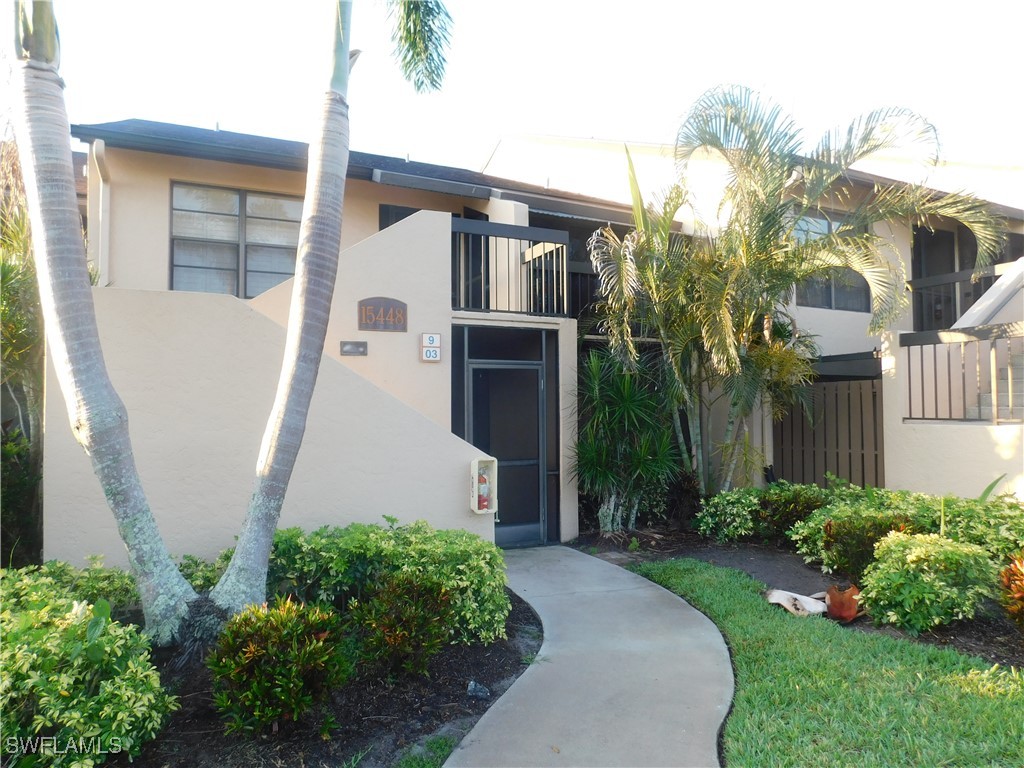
899, 322, 1023, 423
451, 219, 570, 316
908, 262, 1014, 332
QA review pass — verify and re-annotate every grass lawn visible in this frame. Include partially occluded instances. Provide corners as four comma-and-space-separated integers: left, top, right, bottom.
634, 559, 1024, 768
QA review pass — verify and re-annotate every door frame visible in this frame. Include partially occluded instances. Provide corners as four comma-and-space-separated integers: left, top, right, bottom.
466, 360, 546, 548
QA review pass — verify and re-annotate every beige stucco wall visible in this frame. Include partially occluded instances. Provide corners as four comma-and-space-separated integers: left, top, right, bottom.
250, 212, 456, 429
85, 145, 526, 293
880, 331, 1024, 500
43, 288, 493, 567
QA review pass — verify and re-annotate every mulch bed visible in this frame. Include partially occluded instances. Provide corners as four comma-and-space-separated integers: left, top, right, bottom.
573, 527, 1024, 669
112, 590, 541, 768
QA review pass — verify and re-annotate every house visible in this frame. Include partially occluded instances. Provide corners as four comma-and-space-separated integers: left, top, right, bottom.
48, 120, 1022, 565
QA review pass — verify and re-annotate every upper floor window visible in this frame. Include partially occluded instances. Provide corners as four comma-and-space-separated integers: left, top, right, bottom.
793, 211, 871, 313
171, 183, 301, 298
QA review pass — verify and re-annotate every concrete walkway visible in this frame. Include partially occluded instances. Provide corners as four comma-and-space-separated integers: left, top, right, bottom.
445, 546, 734, 768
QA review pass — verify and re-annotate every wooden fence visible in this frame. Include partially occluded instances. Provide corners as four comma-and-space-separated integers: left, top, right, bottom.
772, 379, 884, 488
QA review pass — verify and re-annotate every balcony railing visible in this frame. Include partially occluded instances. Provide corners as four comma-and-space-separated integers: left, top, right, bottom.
899, 322, 1023, 424
908, 262, 1014, 332
451, 219, 570, 316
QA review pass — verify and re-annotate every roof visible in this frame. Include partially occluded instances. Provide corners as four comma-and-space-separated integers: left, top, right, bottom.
69, 119, 636, 226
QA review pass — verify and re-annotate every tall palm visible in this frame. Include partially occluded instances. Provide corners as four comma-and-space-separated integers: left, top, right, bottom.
210, 0, 451, 613
591, 85, 1006, 494
13, 0, 451, 641
13, 0, 198, 643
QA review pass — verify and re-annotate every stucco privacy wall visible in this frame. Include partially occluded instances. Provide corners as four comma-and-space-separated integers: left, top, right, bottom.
250, 212, 455, 428
85, 145, 522, 290
880, 331, 1024, 500
44, 289, 492, 567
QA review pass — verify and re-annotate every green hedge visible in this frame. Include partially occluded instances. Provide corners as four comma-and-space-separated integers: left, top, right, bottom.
0, 571, 175, 766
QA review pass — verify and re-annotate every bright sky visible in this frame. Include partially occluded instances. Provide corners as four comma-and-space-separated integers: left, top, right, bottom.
4, 0, 1023, 206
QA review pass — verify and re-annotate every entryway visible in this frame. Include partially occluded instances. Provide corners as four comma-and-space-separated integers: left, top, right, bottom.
452, 326, 560, 547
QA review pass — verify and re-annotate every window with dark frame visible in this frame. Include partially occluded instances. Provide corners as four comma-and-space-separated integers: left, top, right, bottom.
793, 210, 871, 313
171, 183, 301, 299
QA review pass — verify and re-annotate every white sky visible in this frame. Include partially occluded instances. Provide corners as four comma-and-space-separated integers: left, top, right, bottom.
4, 0, 1022, 205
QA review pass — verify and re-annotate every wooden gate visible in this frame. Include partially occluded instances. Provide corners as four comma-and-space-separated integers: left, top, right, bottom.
772, 380, 884, 488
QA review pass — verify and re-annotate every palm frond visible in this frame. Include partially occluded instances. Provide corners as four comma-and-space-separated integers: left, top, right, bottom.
803, 107, 938, 201
386, 0, 451, 93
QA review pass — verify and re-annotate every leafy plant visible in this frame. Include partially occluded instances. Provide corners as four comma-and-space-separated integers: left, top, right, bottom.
1, 559, 139, 616
348, 571, 454, 676
207, 597, 356, 734
1000, 552, 1024, 628
264, 521, 509, 644
694, 487, 761, 543
757, 481, 830, 539
0, 596, 176, 766
859, 532, 999, 635
574, 346, 680, 534
1, 428, 40, 567
788, 488, 938, 581
177, 552, 231, 592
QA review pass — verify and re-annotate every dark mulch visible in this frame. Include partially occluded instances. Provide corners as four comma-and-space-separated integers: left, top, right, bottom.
112, 590, 542, 768
573, 527, 1024, 669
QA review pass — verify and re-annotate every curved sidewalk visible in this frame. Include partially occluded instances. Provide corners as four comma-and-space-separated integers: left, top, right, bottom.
445, 546, 733, 768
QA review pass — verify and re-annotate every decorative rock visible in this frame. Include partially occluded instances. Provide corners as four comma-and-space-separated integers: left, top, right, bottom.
467, 680, 490, 699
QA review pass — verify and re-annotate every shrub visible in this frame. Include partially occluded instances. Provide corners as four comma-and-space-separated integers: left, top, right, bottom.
694, 487, 761, 543
1000, 552, 1024, 628
1, 559, 139, 616
177, 552, 231, 593
859, 532, 999, 635
208, 597, 356, 734
758, 481, 829, 538
788, 488, 937, 581
1, 428, 40, 567
0, 597, 176, 766
348, 571, 455, 676
265, 520, 509, 644
940, 495, 1024, 564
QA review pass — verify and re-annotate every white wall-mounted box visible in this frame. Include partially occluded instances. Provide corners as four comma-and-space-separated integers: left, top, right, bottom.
470, 457, 498, 515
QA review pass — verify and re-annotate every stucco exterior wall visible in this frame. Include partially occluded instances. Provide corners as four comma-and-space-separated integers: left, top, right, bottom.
85, 146, 525, 294
250, 212, 456, 429
43, 289, 493, 567
880, 331, 1024, 500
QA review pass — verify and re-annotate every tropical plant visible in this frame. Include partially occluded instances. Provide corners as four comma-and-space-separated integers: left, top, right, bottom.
11, 0, 451, 644
574, 346, 680, 533
0, 596, 177, 765
860, 532, 999, 634
1, 141, 43, 566
589, 85, 1006, 494
207, 597, 356, 734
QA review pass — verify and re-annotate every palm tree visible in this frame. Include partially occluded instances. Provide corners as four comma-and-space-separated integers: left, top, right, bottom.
591, 85, 1006, 494
12, 0, 451, 643
210, 0, 451, 613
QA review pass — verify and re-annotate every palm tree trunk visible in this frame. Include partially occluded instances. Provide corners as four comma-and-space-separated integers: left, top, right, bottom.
211, 5, 352, 613
13, 58, 197, 645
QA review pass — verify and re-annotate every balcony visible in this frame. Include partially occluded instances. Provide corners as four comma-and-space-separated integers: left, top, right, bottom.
909, 261, 1016, 332
451, 219, 570, 316
900, 322, 1023, 423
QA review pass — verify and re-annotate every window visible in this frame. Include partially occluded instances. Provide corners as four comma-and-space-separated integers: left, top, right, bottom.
171, 183, 301, 298
793, 211, 871, 313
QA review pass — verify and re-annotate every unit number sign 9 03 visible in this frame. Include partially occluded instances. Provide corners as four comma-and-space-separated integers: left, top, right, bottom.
421, 333, 442, 363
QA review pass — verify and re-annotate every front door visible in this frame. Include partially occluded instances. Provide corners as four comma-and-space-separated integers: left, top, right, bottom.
469, 364, 544, 547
